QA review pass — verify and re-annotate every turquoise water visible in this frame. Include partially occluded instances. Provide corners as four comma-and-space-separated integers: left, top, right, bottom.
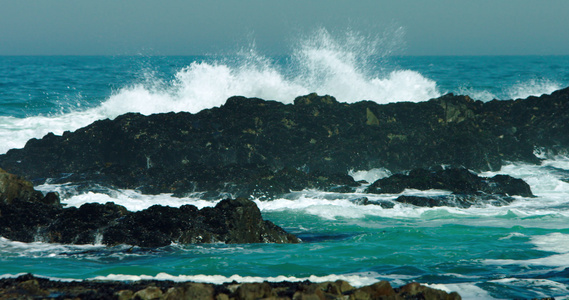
1, 35, 569, 299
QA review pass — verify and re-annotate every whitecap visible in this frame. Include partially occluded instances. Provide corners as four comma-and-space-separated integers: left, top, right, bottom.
0, 28, 440, 154
92, 272, 380, 287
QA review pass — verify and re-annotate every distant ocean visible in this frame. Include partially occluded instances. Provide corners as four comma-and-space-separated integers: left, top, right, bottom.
1, 30, 569, 299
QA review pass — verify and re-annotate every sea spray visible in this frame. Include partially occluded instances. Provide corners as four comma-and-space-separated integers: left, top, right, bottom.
506, 78, 562, 100
459, 78, 564, 102
290, 28, 439, 102
2, 42, 569, 300
0, 28, 439, 153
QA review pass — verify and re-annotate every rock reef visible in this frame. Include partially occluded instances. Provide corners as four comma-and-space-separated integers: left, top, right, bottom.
1, 87, 563, 244
1, 88, 568, 199
0, 274, 461, 300
0, 169, 299, 247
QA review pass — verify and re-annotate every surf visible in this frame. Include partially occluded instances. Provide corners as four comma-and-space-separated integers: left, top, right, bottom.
0, 28, 441, 153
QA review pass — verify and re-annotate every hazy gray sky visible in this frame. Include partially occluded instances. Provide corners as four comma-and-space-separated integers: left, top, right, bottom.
1, 0, 568, 56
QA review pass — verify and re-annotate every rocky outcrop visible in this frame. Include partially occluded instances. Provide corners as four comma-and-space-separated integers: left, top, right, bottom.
365, 167, 533, 208
2, 88, 568, 197
0, 274, 461, 300
0, 168, 59, 206
366, 167, 533, 196
0, 161, 298, 247
0, 196, 299, 247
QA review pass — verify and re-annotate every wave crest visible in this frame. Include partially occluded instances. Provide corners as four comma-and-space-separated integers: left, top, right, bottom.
0, 28, 441, 153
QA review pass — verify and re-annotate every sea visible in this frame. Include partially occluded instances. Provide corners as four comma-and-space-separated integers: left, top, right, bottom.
1, 30, 569, 299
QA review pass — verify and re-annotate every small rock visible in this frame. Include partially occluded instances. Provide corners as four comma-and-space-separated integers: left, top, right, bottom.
235, 282, 274, 300
116, 289, 134, 300
133, 286, 163, 300
350, 281, 395, 299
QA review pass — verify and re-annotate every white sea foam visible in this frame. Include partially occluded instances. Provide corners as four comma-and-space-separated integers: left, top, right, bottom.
0, 237, 106, 258
506, 78, 562, 100
457, 86, 497, 102
92, 272, 380, 287
457, 78, 562, 102
531, 233, 569, 254
35, 183, 220, 212
29, 157, 569, 228
498, 232, 527, 240
479, 159, 569, 218
489, 278, 569, 299
0, 28, 440, 154
62, 191, 219, 212
36, 180, 568, 223
425, 283, 491, 300
485, 253, 569, 268
348, 168, 392, 184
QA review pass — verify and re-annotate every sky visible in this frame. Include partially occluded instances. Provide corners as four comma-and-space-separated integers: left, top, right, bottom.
1, 0, 568, 56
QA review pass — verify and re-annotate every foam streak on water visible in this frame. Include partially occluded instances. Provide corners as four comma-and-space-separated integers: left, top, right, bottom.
92, 272, 381, 287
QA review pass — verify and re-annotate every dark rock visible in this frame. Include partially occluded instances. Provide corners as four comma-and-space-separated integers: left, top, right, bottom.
483, 174, 534, 197
396, 282, 462, 300
367, 167, 533, 196
0, 198, 299, 247
349, 281, 396, 299
46, 202, 128, 244
0, 199, 62, 242
1, 88, 568, 197
395, 195, 447, 208
163, 282, 215, 300
0, 168, 59, 206
239, 167, 360, 200
366, 167, 532, 207
0, 274, 462, 300
350, 197, 370, 205
0, 169, 64, 242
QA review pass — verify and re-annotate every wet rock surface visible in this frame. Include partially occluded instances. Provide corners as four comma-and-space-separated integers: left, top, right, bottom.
366, 167, 533, 208
0, 197, 299, 247
0, 170, 298, 246
0, 168, 59, 206
0, 273, 462, 300
1, 88, 568, 197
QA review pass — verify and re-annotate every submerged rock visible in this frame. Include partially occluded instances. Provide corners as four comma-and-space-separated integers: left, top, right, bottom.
366, 167, 533, 208
0, 274, 462, 300
1, 89, 568, 197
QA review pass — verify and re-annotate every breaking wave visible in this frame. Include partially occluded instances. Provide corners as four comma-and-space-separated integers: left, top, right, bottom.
0, 28, 440, 153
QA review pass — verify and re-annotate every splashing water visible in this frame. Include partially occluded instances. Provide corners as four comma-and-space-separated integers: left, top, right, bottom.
506, 78, 562, 100
0, 28, 440, 153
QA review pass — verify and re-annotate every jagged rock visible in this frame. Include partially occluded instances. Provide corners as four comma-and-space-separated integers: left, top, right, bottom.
0, 168, 59, 205
349, 281, 395, 299
366, 167, 533, 196
0, 274, 463, 299
0, 199, 63, 242
46, 202, 128, 244
0, 198, 300, 247
133, 286, 163, 300
397, 282, 461, 300
1, 88, 568, 197
366, 167, 533, 207
240, 167, 360, 200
